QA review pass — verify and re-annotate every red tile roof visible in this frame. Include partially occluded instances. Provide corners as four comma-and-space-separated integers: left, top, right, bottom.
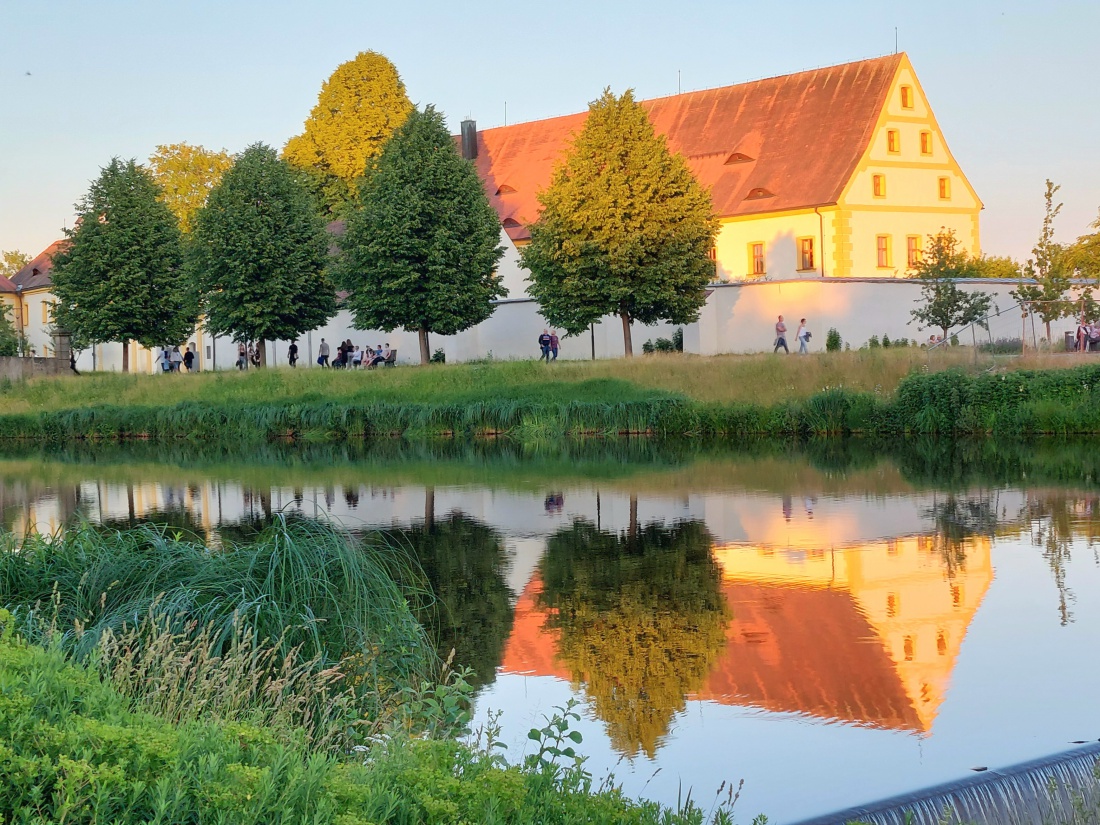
470, 55, 903, 240
0, 274, 15, 293
11, 239, 68, 292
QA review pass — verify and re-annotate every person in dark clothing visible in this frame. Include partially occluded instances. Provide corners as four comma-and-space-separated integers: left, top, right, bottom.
183, 347, 195, 372
288, 341, 299, 367
537, 329, 552, 361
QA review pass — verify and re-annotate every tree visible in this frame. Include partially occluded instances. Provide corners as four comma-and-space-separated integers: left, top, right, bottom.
50, 158, 195, 372
0, 304, 19, 356
909, 229, 993, 341
1067, 208, 1100, 280
336, 106, 506, 364
188, 144, 334, 367
1, 250, 30, 280
146, 143, 234, 234
521, 89, 717, 357
283, 51, 413, 217
1012, 180, 1071, 341
970, 255, 1022, 279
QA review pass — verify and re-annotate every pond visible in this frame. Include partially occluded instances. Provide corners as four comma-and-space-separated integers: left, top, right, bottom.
2, 438, 1099, 823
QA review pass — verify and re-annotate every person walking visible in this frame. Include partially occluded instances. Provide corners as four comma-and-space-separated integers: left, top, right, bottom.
288, 341, 299, 367
318, 338, 330, 368
537, 329, 552, 361
549, 329, 560, 361
182, 346, 195, 372
796, 318, 811, 354
170, 346, 183, 372
774, 315, 789, 354
236, 343, 247, 370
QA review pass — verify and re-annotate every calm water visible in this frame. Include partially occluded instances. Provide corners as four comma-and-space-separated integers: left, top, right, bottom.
3, 439, 1100, 823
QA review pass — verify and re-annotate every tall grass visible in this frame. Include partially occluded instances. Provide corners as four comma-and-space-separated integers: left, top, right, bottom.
0, 517, 439, 717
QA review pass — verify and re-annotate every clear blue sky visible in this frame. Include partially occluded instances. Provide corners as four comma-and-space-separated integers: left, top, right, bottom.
2, 0, 1097, 262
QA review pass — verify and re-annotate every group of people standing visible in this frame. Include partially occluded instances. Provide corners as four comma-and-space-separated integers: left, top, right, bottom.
160, 345, 196, 372
773, 315, 812, 354
537, 329, 561, 361
316, 338, 392, 368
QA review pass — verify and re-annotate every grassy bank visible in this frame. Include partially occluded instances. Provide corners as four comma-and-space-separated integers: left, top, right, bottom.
3, 350, 1100, 439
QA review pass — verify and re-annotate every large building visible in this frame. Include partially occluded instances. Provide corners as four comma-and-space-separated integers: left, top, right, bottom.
469, 52, 980, 290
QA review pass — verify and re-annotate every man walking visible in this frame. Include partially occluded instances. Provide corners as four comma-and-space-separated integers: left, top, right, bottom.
537, 329, 552, 361
318, 338, 330, 368
774, 315, 789, 354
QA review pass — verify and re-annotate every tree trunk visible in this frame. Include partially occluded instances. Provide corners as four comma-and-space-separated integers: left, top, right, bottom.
121, 339, 130, 373
1045, 319, 1052, 348
628, 494, 638, 541
425, 486, 435, 531
257, 340, 267, 368
620, 311, 633, 358
419, 326, 430, 365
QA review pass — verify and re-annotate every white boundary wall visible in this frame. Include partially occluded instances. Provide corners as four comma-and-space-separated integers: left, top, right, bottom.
73, 278, 1045, 372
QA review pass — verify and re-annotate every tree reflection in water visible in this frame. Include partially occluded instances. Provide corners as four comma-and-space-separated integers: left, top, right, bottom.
376, 511, 514, 688
538, 515, 728, 759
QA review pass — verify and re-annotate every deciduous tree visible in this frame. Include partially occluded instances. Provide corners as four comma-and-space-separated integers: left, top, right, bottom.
1012, 180, 1071, 341
909, 228, 993, 342
283, 51, 413, 217
521, 89, 718, 357
50, 159, 195, 372
336, 106, 505, 364
1, 250, 30, 280
1067, 209, 1100, 280
147, 143, 234, 233
0, 305, 19, 356
188, 144, 334, 366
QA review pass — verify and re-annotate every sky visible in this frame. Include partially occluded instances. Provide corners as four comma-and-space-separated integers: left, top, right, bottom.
2, 0, 1098, 263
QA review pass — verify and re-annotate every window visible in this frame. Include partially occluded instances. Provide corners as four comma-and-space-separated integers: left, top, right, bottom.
797, 237, 815, 271
903, 636, 915, 661
872, 174, 886, 198
876, 235, 892, 268
749, 242, 765, 276
22, 303, 29, 327
746, 187, 774, 199
936, 631, 947, 656
938, 176, 951, 199
886, 593, 899, 618
907, 235, 922, 267
951, 585, 963, 607
900, 85, 913, 109
920, 130, 933, 155
42, 303, 49, 324
887, 129, 900, 153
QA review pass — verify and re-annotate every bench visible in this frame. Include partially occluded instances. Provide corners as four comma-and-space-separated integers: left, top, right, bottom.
368, 349, 397, 369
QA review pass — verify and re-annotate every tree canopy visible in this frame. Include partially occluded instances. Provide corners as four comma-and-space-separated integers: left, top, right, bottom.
1068, 208, 1100, 280
1, 250, 30, 280
336, 106, 505, 364
283, 51, 413, 217
909, 229, 993, 341
50, 158, 195, 371
188, 143, 335, 366
521, 89, 718, 357
147, 143, 234, 234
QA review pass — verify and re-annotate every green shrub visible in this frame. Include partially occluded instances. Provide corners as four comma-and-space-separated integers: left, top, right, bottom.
867, 335, 880, 349
881, 334, 891, 348
672, 327, 684, 352
430, 348, 446, 363
825, 328, 842, 352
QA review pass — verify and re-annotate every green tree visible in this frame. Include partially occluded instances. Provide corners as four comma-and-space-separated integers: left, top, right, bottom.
521, 89, 718, 357
970, 255, 1022, 279
1012, 180, 1071, 342
1067, 209, 1100, 280
909, 229, 993, 342
188, 144, 335, 367
146, 143, 234, 234
50, 159, 195, 372
283, 51, 413, 217
0, 304, 19, 356
336, 106, 505, 364
538, 515, 728, 758
1, 250, 31, 280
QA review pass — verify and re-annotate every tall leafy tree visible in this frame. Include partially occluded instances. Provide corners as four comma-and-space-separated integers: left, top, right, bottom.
521, 89, 717, 357
909, 229, 993, 342
283, 51, 413, 217
146, 143, 234, 234
1012, 180, 1071, 341
1067, 209, 1100, 279
0, 305, 19, 356
50, 158, 195, 372
1, 250, 31, 280
336, 106, 505, 364
188, 143, 334, 366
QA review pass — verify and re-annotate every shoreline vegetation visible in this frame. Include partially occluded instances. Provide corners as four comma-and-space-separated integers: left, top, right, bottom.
4, 351, 1100, 440
0, 521, 741, 824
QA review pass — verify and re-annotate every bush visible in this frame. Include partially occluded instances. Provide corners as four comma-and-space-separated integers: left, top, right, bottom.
867, 335, 880, 349
672, 327, 684, 352
825, 328, 842, 352
430, 348, 446, 363
881, 334, 891, 348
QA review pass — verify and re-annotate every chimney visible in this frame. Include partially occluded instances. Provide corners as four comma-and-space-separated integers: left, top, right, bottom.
460, 119, 477, 160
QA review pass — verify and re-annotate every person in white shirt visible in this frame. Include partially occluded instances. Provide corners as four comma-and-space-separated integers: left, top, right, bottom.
796, 319, 810, 354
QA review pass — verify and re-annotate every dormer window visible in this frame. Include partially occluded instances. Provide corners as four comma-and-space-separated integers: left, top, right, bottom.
495, 184, 517, 195
900, 85, 914, 109
724, 152, 754, 165
502, 217, 522, 228
745, 187, 774, 200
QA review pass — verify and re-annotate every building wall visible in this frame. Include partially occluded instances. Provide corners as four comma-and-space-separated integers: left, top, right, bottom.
715, 209, 836, 282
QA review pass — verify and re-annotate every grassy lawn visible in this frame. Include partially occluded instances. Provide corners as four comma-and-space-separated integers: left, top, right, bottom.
0, 348, 1084, 416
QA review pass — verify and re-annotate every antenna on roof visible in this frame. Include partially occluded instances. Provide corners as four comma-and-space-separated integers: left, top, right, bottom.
677, 70, 681, 95
894, 27, 898, 54
504, 101, 507, 126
